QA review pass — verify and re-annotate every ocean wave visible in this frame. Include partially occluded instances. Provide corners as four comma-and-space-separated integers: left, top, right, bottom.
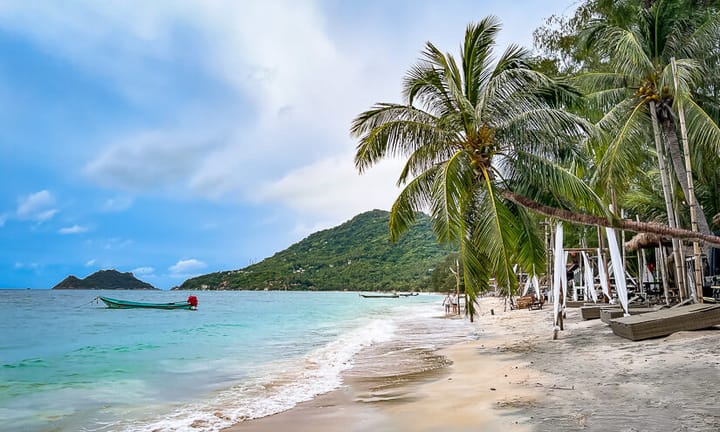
117, 318, 397, 432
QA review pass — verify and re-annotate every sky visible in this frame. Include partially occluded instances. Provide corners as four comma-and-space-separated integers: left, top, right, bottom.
0, 0, 577, 289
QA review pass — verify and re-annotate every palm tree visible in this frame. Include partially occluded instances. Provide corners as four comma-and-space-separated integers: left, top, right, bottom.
579, 0, 720, 233
351, 17, 606, 317
578, 0, 720, 298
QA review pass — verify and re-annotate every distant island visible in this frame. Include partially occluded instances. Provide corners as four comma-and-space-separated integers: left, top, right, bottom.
175, 210, 457, 292
52, 269, 158, 290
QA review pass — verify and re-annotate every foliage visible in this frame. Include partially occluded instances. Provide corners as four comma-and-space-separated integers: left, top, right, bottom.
533, 0, 720, 229
177, 210, 455, 292
574, 0, 720, 234
351, 17, 607, 318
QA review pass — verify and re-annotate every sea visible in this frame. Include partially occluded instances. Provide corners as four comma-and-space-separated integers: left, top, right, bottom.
0, 290, 476, 432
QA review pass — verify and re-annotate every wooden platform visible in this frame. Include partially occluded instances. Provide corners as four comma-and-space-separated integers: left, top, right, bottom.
600, 307, 657, 324
565, 301, 585, 308
580, 304, 617, 320
609, 304, 720, 341
580, 303, 650, 320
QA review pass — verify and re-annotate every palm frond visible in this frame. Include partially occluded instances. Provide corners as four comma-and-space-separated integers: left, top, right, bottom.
396, 135, 461, 185
459, 228, 491, 316
352, 104, 446, 173
389, 166, 440, 242
512, 205, 546, 276
470, 182, 519, 296
660, 58, 703, 97
403, 53, 457, 117
591, 100, 650, 195
589, 25, 653, 79
504, 150, 609, 217
499, 108, 593, 148
684, 97, 720, 156
429, 151, 474, 243
462, 16, 502, 105
573, 72, 628, 94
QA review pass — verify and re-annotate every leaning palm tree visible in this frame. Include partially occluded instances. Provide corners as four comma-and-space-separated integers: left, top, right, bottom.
351, 17, 606, 317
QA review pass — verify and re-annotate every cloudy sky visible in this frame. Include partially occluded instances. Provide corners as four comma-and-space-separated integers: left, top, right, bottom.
0, 0, 576, 289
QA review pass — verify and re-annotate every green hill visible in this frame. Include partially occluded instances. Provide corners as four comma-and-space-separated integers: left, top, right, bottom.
176, 210, 455, 291
52, 269, 158, 290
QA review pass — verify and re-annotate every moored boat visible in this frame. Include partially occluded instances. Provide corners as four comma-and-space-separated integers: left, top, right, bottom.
98, 295, 198, 310
358, 293, 399, 298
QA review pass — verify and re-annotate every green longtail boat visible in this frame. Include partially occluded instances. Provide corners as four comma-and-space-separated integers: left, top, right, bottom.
98, 295, 198, 310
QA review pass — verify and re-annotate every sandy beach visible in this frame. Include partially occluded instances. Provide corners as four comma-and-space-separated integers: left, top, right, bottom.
226, 297, 720, 432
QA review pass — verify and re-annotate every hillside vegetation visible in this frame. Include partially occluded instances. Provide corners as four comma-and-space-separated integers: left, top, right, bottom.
52, 269, 158, 290
177, 210, 455, 291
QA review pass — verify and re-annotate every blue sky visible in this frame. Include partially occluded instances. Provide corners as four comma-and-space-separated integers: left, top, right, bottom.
0, 0, 577, 289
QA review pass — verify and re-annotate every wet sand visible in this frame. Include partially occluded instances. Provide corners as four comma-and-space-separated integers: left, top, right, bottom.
226, 297, 720, 432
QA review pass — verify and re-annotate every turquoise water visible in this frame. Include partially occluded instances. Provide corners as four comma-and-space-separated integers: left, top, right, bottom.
0, 290, 473, 431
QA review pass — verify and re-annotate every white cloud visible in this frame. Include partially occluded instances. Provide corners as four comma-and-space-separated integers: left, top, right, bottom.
15, 261, 39, 269
131, 266, 155, 276
85, 129, 221, 191
1, 1, 386, 205
0, 213, 7, 227
85, 259, 97, 267
0, 0, 576, 223
102, 237, 134, 250
102, 196, 134, 212
257, 152, 405, 223
16, 190, 58, 222
59, 224, 88, 235
168, 258, 207, 277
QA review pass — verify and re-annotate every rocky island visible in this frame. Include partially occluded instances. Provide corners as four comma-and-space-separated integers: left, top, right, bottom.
52, 269, 158, 290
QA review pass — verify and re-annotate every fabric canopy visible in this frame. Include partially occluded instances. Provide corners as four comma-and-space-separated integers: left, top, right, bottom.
606, 227, 629, 316
581, 251, 598, 303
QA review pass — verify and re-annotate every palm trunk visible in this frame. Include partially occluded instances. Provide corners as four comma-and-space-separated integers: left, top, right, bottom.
661, 120, 712, 235
671, 57, 704, 302
501, 190, 720, 247
650, 100, 686, 299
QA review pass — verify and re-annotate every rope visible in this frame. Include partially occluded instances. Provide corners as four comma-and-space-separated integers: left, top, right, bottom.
76, 296, 100, 308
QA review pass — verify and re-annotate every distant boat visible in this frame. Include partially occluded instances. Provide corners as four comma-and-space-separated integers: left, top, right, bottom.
358, 293, 399, 298
98, 295, 198, 310
397, 292, 419, 297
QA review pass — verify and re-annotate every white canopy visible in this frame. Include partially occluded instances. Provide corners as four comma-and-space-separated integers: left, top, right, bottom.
597, 248, 610, 299
581, 251, 598, 303
606, 227, 629, 316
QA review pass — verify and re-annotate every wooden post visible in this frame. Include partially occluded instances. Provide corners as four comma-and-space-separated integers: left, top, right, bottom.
658, 244, 671, 304
649, 99, 686, 302
671, 57, 703, 303
449, 259, 461, 316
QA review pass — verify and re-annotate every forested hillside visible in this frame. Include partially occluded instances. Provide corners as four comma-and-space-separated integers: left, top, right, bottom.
52, 269, 158, 290
176, 210, 455, 291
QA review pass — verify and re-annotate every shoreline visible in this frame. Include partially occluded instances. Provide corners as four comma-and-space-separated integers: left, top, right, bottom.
226, 297, 720, 432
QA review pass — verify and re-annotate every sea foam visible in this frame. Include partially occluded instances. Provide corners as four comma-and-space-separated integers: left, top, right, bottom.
121, 318, 397, 432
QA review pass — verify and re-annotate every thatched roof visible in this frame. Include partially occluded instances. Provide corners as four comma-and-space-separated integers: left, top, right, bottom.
713, 213, 720, 228
624, 232, 673, 252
